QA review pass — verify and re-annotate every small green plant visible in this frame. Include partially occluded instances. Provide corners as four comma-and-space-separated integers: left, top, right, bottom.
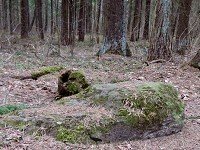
0, 104, 26, 115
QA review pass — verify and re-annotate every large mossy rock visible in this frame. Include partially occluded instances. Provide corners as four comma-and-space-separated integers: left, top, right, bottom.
76, 82, 185, 142
58, 70, 89, 97
1, 82, 185, 144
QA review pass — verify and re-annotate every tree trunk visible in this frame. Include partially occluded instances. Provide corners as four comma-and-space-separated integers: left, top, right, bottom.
20, 0, 29, 38
130, 0, 142, 42
36, 0, 44, 40
78, 0, 85, 41
147, 0, 172, 61
29, 7, 36, 32
143, 0, 151, 40
0, 0, 2, 29
95, 0, 101, 44
97, 0, 132, 57
190, 49, 200, 69
9, 0, 13, 34
55, 0, 59, 29
86, 0, 92, 34
2, 0, 8, 30
69, 0, 76, 45
175, 0, 193, 55
50, 0, 54, 34
44, 0, 48, 32
127, 0, 133, 34
61, 0, 69, 45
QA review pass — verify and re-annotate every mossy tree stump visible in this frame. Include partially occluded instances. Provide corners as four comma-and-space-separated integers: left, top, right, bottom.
58, 70, 89, 97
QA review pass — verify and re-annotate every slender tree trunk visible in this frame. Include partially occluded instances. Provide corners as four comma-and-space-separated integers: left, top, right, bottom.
86, 0, 92, 34
69, 0, 76, 44
27, 0, 30, 28
69, 0, 72, 43
97, 0, 132, 57
130, 0, 142, 41
44, 0, 48, 32
9, 0, 13, 34
55, 0, 59, 29
20, 0, 29, 38
2, 0, 8, 30
127, 0, 133, 34
29, 7, 36, 32
175, 0, 193, 55
96, 0, 101, 44
15, 0, 20, 27
0, 0, 2, 29
61, 0, 69, 45
143, 0, 151, 39
148, 0, 172, 61
50, 0, 54, 34
78, 0, 85, 41
36, 0, 44, 40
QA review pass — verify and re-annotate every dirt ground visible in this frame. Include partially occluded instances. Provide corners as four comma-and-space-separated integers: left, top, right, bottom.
0, 39, 200, 150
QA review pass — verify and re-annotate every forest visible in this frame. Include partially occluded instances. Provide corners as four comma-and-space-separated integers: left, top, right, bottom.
0, 0, 200, 149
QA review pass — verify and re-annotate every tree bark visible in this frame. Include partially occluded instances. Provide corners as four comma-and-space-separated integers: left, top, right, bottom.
44, 0, 48, 32
148, 0, 172, 61
95, 0, 101, 44
175, 0, 193, 55
130, 0, 142, 42
61, 0, 69, 45
29, 7, 36, 32
0, 0, 2, 29
78, 0, 85, 41
97, 0, 132, 57
36, 0, 44, 40
86, 0, 92, 34
55, 0, 59, 29
2, 0, 8, 30
143, 0, 151, 40
20, 0, 29, 38
50, 0, 54, 34
9, 0, 13, 34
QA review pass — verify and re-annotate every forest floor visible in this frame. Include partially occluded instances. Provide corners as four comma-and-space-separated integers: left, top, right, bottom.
0, 38, 200, 150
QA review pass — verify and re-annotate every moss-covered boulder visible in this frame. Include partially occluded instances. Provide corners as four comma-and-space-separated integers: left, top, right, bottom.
77, 81, 185, 142
1, 82, 185, 144
58, 70, 89, 97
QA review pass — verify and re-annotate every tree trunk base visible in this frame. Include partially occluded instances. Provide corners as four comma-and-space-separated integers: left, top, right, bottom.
96, 41, 132, 57
190, 50, 200, 69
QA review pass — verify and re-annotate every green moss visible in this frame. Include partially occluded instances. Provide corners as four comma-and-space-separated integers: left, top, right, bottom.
117, 82, 185, 128
56, 124, 87, 143
69, 71, 89, 88
31, 66, 63, 79
6, 119, 27, 130
0, 104, 26, 115
66, 82, 81, 95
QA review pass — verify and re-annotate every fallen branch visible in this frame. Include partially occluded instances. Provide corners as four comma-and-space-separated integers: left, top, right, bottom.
144, 59, 167, 66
